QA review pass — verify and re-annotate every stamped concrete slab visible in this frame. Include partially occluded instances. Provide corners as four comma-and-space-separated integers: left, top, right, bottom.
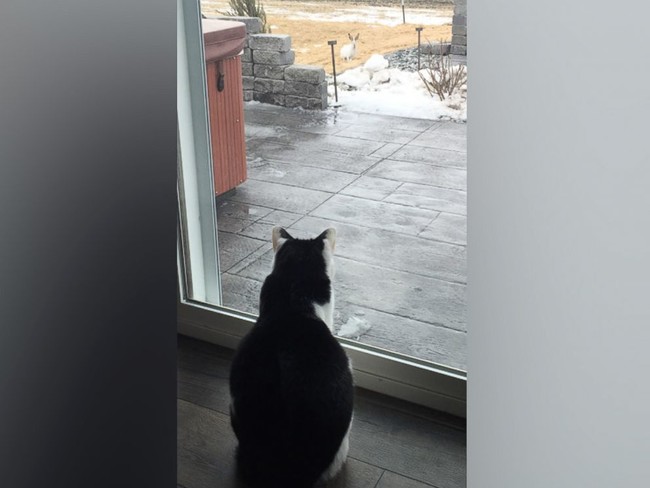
420, 213, 467, 246
227, 241, 272, 276
389, 145, 467, 168
245, 124, 285, 139
333, 257, 466, 332
232, 246, 466, 331
384, 182, 467, 215
217, 231, 266, 272
216, 199, 273, 222
236, 248, 275, 283
370, 142, 404, 159
216, 200, 273, 234
239, 221, 278, 241
367, 159, 467, 191
226, 179, 332, 214
311, 194, 439, 236
220, 273, 262, 315
410, 123, 467, 152
249, 143, 382, 174
333, 124, 422, 145
248, 160, 358, 193
340, 176, 403, 201
332, 110, 438, 132
295, 133, 387, 157
290, 216, 466, 284
223, 102, 468, 365
244, 104, 350, 135
334, 301, 467, 370
247, 128, 385, 157
258, 209, 303, 227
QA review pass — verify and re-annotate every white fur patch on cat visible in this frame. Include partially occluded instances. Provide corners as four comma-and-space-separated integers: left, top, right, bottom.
337, 316, 371, 339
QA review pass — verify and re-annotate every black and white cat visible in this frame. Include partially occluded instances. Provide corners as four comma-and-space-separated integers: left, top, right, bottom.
229, 227, 354, 488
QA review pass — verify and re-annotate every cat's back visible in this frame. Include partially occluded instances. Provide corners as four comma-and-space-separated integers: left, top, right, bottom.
230, 308, 350, 403
229, 227, 353, 488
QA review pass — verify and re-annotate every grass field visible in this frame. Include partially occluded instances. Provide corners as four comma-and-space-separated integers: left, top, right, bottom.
201, 0, 453, 73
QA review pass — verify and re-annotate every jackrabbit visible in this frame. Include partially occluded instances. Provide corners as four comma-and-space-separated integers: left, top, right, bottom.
340, 33, 359, 61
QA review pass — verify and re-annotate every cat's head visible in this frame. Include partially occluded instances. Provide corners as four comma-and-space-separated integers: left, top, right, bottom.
271, 226, 337, 281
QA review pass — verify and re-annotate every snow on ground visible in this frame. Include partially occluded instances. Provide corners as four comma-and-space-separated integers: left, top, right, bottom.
329, 55, 467, 121
202, 1, 451, 27
269, 5, 450, 27
337, 316, 372, 339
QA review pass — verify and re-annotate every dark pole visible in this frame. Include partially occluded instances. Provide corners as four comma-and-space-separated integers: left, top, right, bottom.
328, 40, 338, 103
402, 0, 406, 24
416, 27, 423, 71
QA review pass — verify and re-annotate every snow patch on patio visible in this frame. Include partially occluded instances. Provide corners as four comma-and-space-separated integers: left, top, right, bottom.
337, 315, 372, 339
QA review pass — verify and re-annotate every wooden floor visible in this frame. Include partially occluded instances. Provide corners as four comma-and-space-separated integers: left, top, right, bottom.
177, 335, 466, 488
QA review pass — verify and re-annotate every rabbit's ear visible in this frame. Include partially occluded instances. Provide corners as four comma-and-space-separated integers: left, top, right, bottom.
355, 33, 360, 41
348, 33, 353, 40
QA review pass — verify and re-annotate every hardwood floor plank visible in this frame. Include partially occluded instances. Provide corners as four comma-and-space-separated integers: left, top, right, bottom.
177, 399, 242, 488
177, 336, 466, 488
179, 398, 386, 488
322, 458, 384, 488
355, 389, 466, 432
376, 471, 439, 488
177, 366, 231, 416
349, 397, 466, 488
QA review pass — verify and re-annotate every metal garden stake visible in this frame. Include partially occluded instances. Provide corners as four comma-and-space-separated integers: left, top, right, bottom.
328, 40, 338, 103
416, 27, 423, 70
401, 0, 406, 24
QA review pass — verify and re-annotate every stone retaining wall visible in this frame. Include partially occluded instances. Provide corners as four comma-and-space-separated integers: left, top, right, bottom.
451, 0, 467, 55
208, 16, 328, 110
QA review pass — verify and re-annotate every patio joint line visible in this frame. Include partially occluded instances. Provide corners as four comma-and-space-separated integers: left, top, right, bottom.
338, 299, 466, 334
295, 211, 463, 243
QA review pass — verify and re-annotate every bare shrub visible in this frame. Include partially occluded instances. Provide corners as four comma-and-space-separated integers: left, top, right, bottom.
225, 0, 271, 33
419, 48, 467, 101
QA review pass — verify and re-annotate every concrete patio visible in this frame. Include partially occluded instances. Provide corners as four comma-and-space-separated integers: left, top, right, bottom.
215, 103, 467, 370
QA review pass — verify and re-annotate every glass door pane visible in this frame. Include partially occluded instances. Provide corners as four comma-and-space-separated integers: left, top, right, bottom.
196, 1, 467, 372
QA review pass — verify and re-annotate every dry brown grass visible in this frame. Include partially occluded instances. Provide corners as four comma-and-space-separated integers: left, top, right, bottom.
271, 19, 451, 73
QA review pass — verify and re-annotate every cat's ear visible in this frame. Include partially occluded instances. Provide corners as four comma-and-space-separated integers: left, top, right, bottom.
318, 228, 337, 253
272, 226, 293, 252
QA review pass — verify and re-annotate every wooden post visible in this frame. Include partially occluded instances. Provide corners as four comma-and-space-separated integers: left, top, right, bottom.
416, 27, 423, 71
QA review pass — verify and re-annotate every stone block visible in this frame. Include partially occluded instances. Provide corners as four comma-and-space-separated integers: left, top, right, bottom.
285, 95, 328, 111
254, 78, 285, 94
242, 62, 253, 76
213, 16, 262, 34
284, 80, 326, 99
253, 49, 295, 66
253, 64, 289, 80
454, 0, 467, 16
452, 35, 467, 47
452, 24, 467, 37
243, 90, 254, 102
284, 65, 326, 84
249, 34, 291, 52
242, 76, 254, 91
450, 45, 467, 56
254, 91, 285, 106
242, 47, 252, 62
453, 14, 467, 26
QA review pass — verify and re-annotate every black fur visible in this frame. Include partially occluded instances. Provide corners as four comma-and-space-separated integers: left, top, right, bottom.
229, 231, 354, 488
